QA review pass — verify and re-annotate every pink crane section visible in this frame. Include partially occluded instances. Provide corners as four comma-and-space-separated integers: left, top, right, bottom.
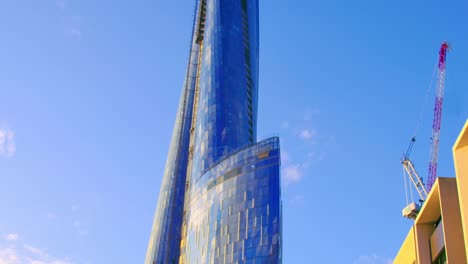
427, 42, 450, 192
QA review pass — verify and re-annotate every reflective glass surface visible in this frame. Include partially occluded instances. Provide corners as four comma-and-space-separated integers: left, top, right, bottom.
191, 0, 260, 179
181, 137, 282, 264
145, 3, 202, 263
147, 1, 281, 263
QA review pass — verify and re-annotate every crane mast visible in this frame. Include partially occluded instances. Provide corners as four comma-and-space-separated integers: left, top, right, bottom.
402, 158, 428, 202
401, 138, 428, 219
427, 42, 450, 192
401, 42, 450, 220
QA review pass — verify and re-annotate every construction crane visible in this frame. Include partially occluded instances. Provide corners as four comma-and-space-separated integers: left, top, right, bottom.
427, 41, 450, 192
401, 42, 450, 220
401, 138, 428, 219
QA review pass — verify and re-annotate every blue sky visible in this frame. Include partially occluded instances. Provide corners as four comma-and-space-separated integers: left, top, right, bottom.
1, 0, 467, 263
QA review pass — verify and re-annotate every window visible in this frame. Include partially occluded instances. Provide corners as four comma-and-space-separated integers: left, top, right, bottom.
433, 249, 446, 264
434, 216, 442, 228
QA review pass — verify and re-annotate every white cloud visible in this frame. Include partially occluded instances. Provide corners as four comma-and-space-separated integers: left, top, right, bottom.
24, 245, 44, 256
5, 234, 18, 242
281, 150, 314, 186
298, 129, 316, 140
0, 242, 73, 264
282, 164, 304, 185
0, 248, 18, 264
353, 254, 393, 264
0, 127, 16, 157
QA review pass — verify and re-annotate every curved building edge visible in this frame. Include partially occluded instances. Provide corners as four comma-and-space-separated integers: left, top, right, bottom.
180, 137, 282, 264
145, 1, 203, 262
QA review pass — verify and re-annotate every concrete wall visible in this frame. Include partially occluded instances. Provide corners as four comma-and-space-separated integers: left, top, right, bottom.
394, 178, 466, 263
393, 227, 416, 264
438, 178, 466, 263
394, 120, 468, 264
453, 120, 468, 263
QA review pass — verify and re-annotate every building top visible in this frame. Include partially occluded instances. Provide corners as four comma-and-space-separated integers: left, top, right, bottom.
453, 119, 468, 151
453, 119, 468, 264
394, 177, 466, 263
394, 119, 468, 264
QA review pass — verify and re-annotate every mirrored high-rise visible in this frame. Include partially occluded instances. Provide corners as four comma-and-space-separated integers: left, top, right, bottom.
146, 1, 282, 263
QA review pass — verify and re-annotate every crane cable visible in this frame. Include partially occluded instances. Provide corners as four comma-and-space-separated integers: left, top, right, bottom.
403, 166, 409, 205
403, 60, 437, 206
409, 170, 414, 203
412, 61, 438, 138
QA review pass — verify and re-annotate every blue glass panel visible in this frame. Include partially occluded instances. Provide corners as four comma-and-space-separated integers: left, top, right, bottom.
145, 1, 202, 263
181, 138, 282, 263
191, 0, 260, 180
147, 0, 281, 263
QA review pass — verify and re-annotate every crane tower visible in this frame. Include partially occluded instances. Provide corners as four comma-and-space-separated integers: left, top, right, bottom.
427, 42, 450, 192
401, 42, 450, 220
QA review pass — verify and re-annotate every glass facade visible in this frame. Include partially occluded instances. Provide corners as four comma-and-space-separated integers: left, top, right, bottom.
180, 138, 282, 264
145, 3, 202, 263
191, 0, 260, 179
146, 1, 281, 263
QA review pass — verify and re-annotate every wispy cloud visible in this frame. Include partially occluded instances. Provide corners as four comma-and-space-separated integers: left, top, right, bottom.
1, 234, 73, 264
280, 107, 336, 187
298, 129, 316, 140
282, 164, 304, 185
0, 248, 18, 264
281, 143, 318, 186
5, 234, 18, 242
0, 127, 16, 157
353, 254, 393, 264
24, 244, 45, 256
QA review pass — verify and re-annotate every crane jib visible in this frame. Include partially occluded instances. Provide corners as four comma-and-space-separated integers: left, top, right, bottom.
427, 41, 449, 192
438, 42, 449, 70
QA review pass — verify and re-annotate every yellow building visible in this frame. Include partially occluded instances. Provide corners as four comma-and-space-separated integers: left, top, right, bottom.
394, 120, 468, 264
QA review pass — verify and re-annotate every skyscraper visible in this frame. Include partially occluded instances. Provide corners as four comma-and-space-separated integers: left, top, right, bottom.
146, 1, 282, 263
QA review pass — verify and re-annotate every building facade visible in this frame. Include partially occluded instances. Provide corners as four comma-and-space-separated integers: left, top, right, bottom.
393, 120, 468, 264
146, 1, 282, 263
